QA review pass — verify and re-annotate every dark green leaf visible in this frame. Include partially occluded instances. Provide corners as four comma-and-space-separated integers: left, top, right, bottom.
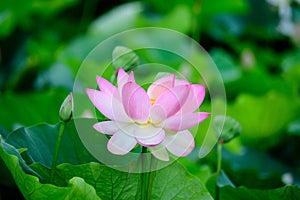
32, 161, 213, 200
220, 185, 300, 200
0, 89, 68, 132
2, 121, 212, 199
0, 137, 101, 199
5, 120, 96, 167
151, 162, 213, 200
210, 48, 242, 83
287, 120, 300, 136
217, 170, 235, 187
222, 148, 292, 189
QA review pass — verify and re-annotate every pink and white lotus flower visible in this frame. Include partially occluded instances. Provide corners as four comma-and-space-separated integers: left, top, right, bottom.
86, 68, 210, 161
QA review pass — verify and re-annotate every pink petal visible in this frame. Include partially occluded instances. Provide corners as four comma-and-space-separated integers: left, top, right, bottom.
153, 84, 191, 118
149, 145, 169, 161
117, 68, 127, 80
163, 130, 195, 157
163, 112, 210, 132
147, 74, 175, 100
180, 84, 206, 113
175, 79, 189, 86
128, 71, 135, 82
93, 121, 128, 135
107, 130, 137, 155
96, 76, 116, 95
117, 68, 129, 89
122, 82, 151, 123
86, 88, 131, 122
134, 125, 165, 146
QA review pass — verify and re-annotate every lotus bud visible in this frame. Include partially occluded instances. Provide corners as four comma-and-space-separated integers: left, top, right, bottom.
59, 92, 73, 122
112, 46, 139, 71
213, 115, 242, 143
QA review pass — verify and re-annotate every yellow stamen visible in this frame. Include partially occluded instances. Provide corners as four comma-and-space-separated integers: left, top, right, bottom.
150, 98, 156, 105
135, 120, 151, 126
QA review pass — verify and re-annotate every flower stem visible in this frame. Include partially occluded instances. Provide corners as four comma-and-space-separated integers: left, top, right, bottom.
215, 141, 223, 200
50, 122, 66, 183
216, 141, 222, 174
140, 146, 148, 200
140, 146, 156, 200
147, 154, 156, 200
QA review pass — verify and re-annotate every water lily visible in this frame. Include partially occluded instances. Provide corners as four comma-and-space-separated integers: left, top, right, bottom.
86, 68, 210, 161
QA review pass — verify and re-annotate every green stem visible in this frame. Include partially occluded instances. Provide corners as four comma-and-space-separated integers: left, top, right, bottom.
140, 146, 148, 200
50, 122, 66, 183
216, 142, 222, 174
147, 155, 156, 200
140, 147, 156, 200
216, 141, 223, 200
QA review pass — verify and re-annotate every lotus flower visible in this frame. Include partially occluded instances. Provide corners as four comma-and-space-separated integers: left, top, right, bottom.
86, 68, 210, 161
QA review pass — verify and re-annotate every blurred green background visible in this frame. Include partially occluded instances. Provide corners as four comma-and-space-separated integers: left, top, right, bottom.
1, 0, 300, 199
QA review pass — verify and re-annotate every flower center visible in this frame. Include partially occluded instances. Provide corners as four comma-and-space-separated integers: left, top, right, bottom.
135, 119, 160, 127
150, 98, 156, 105
135, 120, 151, 126
134, 98, 161, 127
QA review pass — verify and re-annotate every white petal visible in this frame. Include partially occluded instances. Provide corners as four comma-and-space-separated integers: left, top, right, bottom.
149, 145, 169, 161
134, 125, 165, 146
150, 105, 166, 124
93, 121, 129, 135
107, 130, 137, 155
163, 130, 195, 157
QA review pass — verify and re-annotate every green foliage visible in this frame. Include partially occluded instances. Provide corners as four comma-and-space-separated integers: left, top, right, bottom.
0, 121, 212, 200
31, 161, 213, 200
0, 89, 68, 133
210, 48, 242, 83
5, 121, 96, 167
219, 185, 300, 200
1, 0, 300, 198
228, 91, 300, 149
221, 148, 289, 189
0, 0, 78, 38
0, 137, 100, 199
